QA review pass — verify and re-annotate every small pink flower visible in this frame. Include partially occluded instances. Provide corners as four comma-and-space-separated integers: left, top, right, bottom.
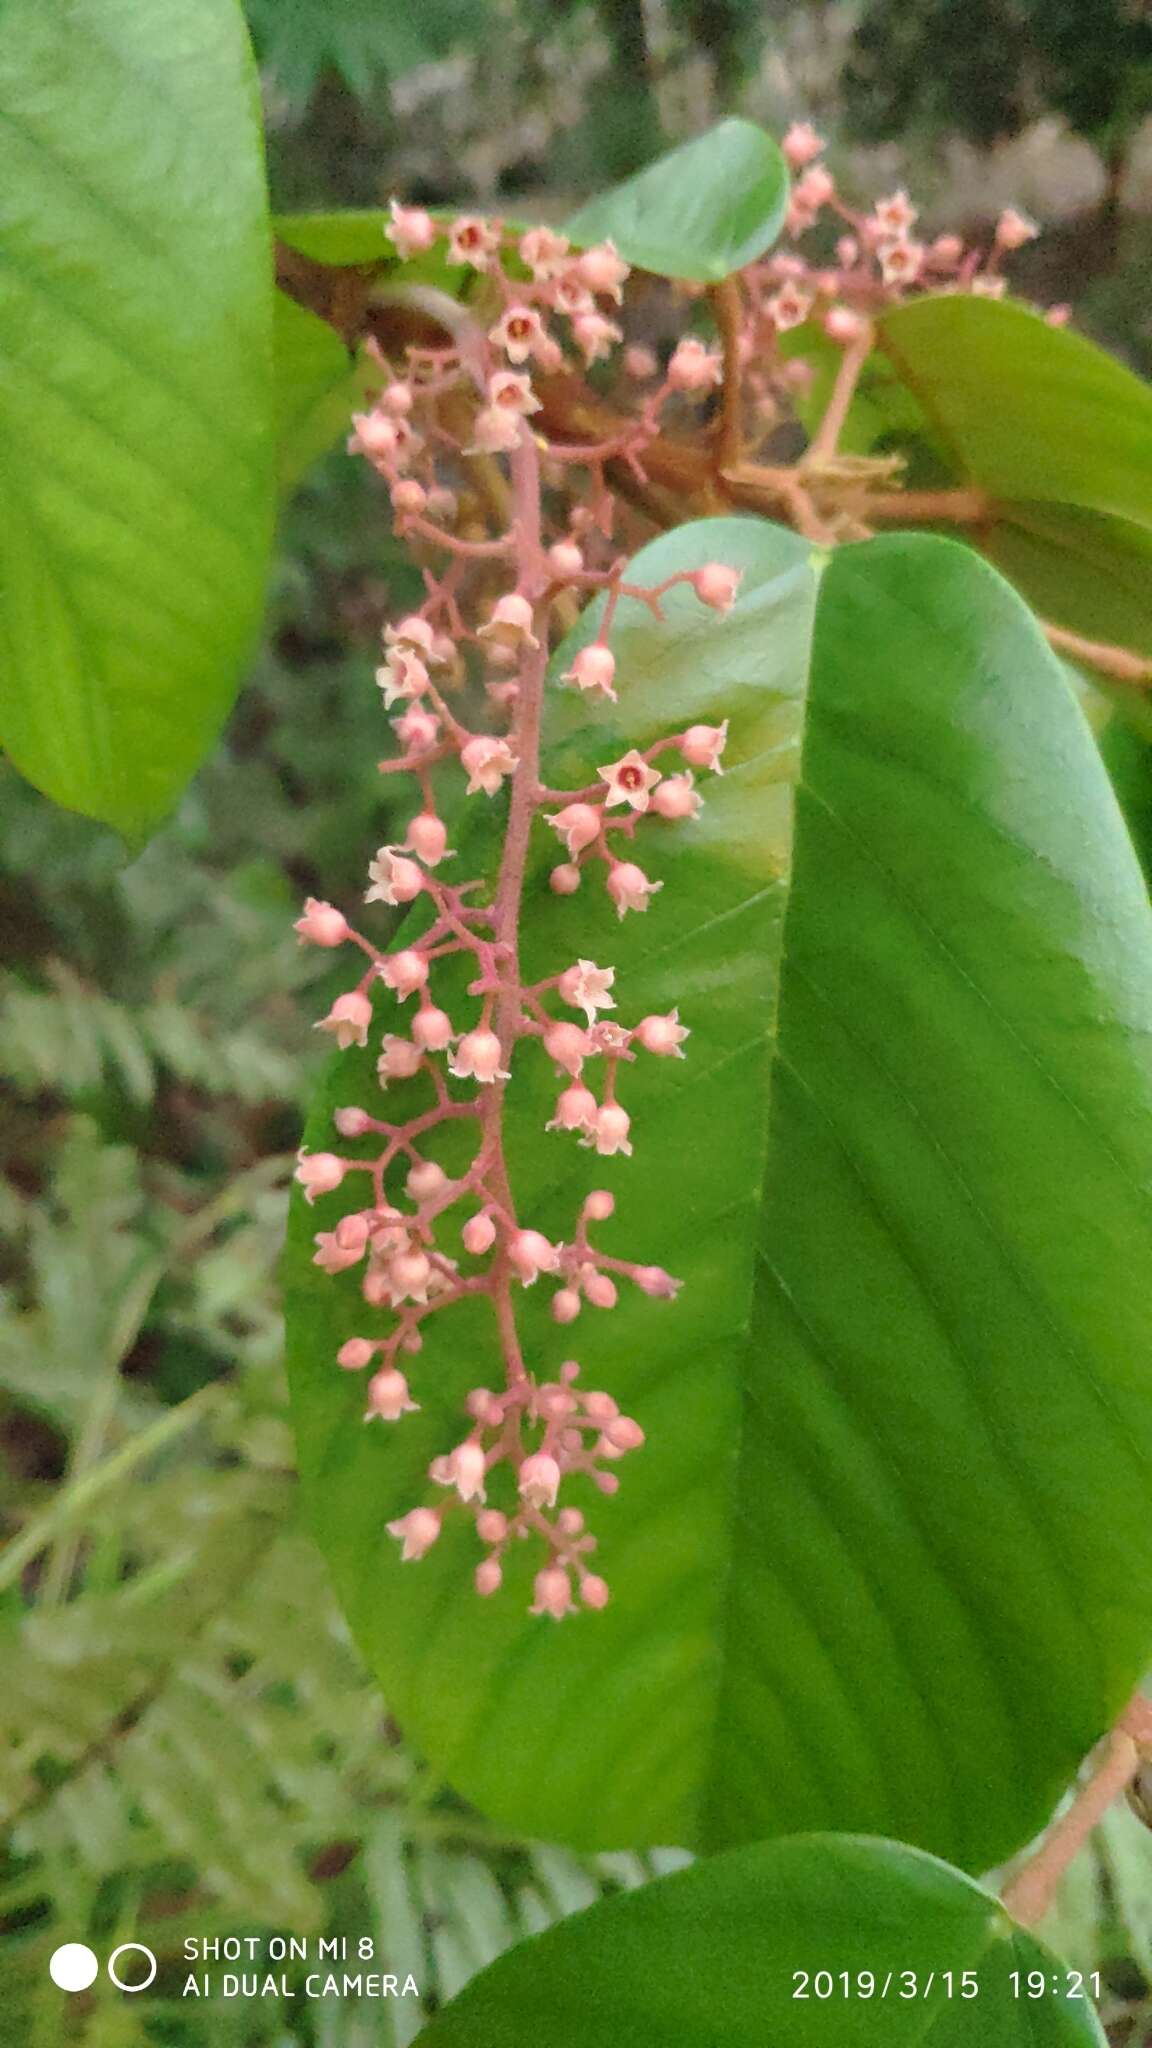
548, 540, 584, 579
478, 593, 539, 648
584, 1270, 617, 1308
520, 1453, 562, 1510
795, 165, 835, 211
519, 225, 570, 277
546, 802, 602, 857
471, 405, 522, 454
824, 305, 867, 345
412, 1005, 455, 1052
475, 1557, 503, 1597
584, 1189, 614, 1220
636, 1009, 689, 1057
348, 411, 401, 465
571, 311, 623, 364
607, 862, 662, 918
543, 1021, 590, 1073
366, 1367, 419, 1421
767, 283, 812, 332
489, 304, 549, 364
531, 1563, 574, 1618
599, 749, 661, 812
782, 121, 825, 168
692, 563, 742, 611
381, 950, 429, 1000
557, 960, 616, 1024
509, 1229, 562, 1284
366, 848, 424, 906
337, 1337, 376, 1370
652, 772, 701, 821
317, 991, 373, 1048
334, 1107, 371, 1138
927, 233, 964, 270
377, 1035, 423, 1083
393, 705, 440, 753
387, 1507, 441, 1561
462, 1212, 496, 1255
375, 646, 429, 707
313, 1231, 362, 1273
667, 337, 722, 393
593, 1102, 632, 1157
547, 1082, 598, 1133
576, 239, 630, 300
580, 1573, 610, 1610
562, 644, 616, 697
407, 1159, 447, 1201
487, 369, 541, 417
448, 215, 501, 268
450, 1028, 508, 1084
996, 206, 1038, 251
549, 267, 594, 317
294, 898, 349, 947
391, 478, 426, 514
389, 1249, 432, 1304
406, 812, 449, 865
879, 239, 924, 287
553, 1288, 581, 1323
442, 1440, 488, 1501
551, 863, 581, 895
681, 720, 728, 772
385, 615, 440, 659
872, 189, 918, 238
386, 199, 437, 259
624, 342, 658, 379
460, 735, 518, 796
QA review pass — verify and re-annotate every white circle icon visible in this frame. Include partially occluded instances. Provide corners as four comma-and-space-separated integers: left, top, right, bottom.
107, 1943, 158, 1993
49, 1944, 99, 1992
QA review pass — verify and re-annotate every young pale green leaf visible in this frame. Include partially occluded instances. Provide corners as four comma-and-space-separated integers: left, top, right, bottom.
564, 118, 789, 281
0, 0, 275, 837
872, 297, 1152, 660
411, 1836, 1105, 2047
285, 520, 1152, 1872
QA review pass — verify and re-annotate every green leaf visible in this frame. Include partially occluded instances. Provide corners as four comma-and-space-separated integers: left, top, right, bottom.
412, 1835, 1105, 2047
0, 0, 275, 837
564, 118, 789, 281
873, 296, 1152, 659
274, 296, 361, 491
286, 520, 1152, 1869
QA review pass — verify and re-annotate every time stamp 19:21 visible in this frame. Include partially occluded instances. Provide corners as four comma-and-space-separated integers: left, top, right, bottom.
791, 1970, 1102, 2002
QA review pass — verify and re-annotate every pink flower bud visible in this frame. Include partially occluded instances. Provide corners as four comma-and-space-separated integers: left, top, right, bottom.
624, 342, 659, 380
543, 1021, 590, 1073
578, 1574, 608, 1611
337, 1338, 376, 1370
606, 1414, 644, 1451
295, 897, 350, 947
680, 721, 728, 772
584, 1189, 615, 1221
607, 862, 662, 918
995, 206, 1038, 251
366, 1367, 419, 1421
382, 950, 429, 1000
548, 540, 584, 579
413, 1005, 454, 1051
636, 1010, 689, 1056
378, 1036, 423, 1083
651, 774, 701, 821
796, 165, 835, 209
824, 305, 867, 345
551, 863, 581, 895
334, 1106, 372, 1137
552, 1288, 581, 1323
928, 233, 964, 269
692, 563, 741, 611
531, 1564, 574, 1618
295, 1149, 347, 1202
407, 812, 449, 865
406, 1159, 447, 1201
576, 239, 630, 298
387, 1507, 441, 1561
782, 121, 825, 168
317, 991, 373, 1048
477, 1509, 508, 1543
509, 1229, 561, 1284
463, 1212, 496, 1256
593, 1103, 632, 1157
336, 1213, 371, 1249
394, 705, 441, 753
391, 478, 426, 515
520, 1453, 562, 1509
583, 1391, 618, 1424
633, 1263, 680, 1298
313, 1231, 362, 1273
562, 644, 616, 698
548, 1083, 598, 1133
386, 200, 438, 259
450, 1027, 507, 1084
585, 1271, 618, 1309
667, 337, 722, 392
475, 1558, 502, 1597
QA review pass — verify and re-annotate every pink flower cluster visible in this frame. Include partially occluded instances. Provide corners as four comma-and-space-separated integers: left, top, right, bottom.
293, 205, 739, 1618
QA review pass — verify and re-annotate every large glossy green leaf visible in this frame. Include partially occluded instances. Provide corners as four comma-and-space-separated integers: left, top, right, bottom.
564, 118, 789, 281
413, 1835, 1105, 2048
0, 0, 275, 836
285, 519, 1152, 1871
871, 297, 1152, 658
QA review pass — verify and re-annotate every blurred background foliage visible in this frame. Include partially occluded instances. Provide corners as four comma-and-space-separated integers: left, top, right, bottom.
3, 1, 1152, 2041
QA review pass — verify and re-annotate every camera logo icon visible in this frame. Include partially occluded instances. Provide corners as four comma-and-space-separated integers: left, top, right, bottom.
49, 1942, 158, 1993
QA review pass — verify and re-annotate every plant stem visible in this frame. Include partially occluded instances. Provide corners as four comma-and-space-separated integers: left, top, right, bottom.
805, 327, 872, 466
1001, 1696, 1152, 1926
711, 275, 745, 474
1044, 621, 1152, 688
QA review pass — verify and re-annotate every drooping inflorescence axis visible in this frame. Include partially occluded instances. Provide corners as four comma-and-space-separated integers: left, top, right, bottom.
291, 139, 1047, 1618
